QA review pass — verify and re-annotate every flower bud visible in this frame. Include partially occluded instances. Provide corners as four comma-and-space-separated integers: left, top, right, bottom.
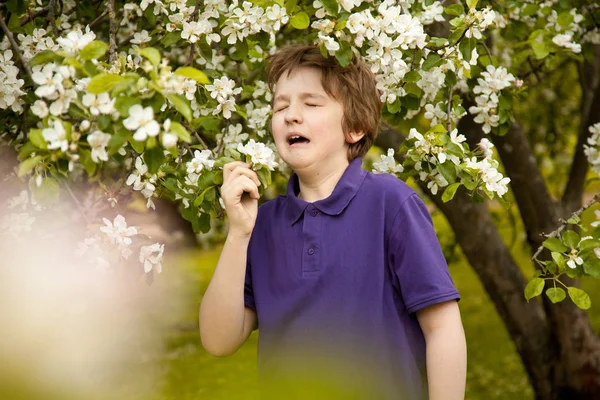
80, 120, 90, 131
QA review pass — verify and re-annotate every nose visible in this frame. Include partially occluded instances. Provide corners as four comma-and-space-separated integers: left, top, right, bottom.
284, 103, 303, 125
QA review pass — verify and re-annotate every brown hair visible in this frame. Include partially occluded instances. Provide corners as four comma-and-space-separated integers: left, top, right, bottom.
266, 45, 383, 161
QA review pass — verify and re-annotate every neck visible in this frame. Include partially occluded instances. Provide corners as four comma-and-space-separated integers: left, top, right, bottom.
295, 159, 350, 203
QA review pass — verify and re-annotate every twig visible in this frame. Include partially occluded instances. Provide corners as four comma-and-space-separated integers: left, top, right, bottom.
89, 10, 108, 28
531, 194, 600, 261
64, 182, 92, 225
481, 41, 495, 68
106, 0, 118, 64
446, 81, 454, 132
20, 6, 50, 27
194, 131, 208, 149
0, 9, 35, 84
186, 0, 201, 66
48, 0, 57, 33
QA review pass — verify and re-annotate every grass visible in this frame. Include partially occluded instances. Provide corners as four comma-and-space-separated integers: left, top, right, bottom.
124, 202, 600, 400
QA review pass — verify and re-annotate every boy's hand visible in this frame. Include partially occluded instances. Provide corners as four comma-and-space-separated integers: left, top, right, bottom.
221, 162, 261, 238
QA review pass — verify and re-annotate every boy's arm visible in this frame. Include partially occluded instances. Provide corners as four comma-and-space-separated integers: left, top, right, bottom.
416, 300, 466, 400
199, 162, 260, 357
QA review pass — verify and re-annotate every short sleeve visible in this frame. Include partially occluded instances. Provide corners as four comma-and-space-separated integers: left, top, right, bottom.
244, 256, 256, 311
389, 194, 460, 314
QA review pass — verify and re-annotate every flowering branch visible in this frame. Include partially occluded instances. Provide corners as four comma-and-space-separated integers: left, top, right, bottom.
20, 6, 50, 27
531, 194, 600, 262
0, 10, 34, 84
47, 0, 58, 33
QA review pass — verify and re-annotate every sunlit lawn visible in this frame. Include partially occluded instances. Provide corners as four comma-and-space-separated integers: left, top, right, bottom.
136, 202, 600, 400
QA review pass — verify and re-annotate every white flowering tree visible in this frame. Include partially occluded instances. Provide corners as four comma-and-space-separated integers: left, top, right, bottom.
0, 0, 600, 396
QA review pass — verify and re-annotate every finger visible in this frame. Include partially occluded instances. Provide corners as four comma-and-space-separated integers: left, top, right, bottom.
226, 166, 261, 187
230, 176, 260, 200
223, 162, 250, 181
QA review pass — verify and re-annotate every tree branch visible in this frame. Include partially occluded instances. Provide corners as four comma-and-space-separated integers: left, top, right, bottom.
532, 194, 600, 262
19, 6, 50, 27
562, 46, 600, 213
0, 9, 34, 84
106, 0, 118, 64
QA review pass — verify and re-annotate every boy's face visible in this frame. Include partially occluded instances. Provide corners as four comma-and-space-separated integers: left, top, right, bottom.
271, 66, 363, 173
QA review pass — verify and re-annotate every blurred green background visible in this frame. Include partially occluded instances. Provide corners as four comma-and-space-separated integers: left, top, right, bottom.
128, 199, 600, 400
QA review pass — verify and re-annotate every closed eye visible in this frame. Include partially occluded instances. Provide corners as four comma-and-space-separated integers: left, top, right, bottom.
306, 104, 320, 107
274, 106, 288, 113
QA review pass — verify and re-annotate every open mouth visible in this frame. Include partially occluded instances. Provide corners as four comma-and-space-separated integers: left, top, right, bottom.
288, 135, 310, 145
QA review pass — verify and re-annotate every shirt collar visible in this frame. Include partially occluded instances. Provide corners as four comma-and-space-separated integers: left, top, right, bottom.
286, 157, 367, 225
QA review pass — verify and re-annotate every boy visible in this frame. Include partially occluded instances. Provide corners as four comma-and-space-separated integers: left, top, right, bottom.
199, 45, 466, 399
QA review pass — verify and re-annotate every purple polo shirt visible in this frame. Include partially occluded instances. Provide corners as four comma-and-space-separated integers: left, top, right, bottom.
244, 157, 460, 399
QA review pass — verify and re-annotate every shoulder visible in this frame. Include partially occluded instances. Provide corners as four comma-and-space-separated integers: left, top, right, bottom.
360, 170, 418, 209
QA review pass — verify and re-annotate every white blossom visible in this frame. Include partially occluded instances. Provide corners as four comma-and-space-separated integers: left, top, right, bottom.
56, 26, 96, 52
373, 149, 404, 174
87, 130, 111, 163
99, 214, 138, 247
186, 150, 215, 174
31, 100, 49, 118
82, 93, 115, 115
42, 119, 69, 152
123, 104, 160, 141
139, 243, 164, 273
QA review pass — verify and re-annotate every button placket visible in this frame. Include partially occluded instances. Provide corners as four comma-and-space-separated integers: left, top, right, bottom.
301, 206, 321, 276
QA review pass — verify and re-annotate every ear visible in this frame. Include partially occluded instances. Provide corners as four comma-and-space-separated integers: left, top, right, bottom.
346, 131, 365, 144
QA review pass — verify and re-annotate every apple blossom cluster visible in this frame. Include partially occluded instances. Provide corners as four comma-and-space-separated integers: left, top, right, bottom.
468, 65, 516, 134
401, 126, 510, 197
0, 50, 25, 112
77, 214, 164, 274
372, 149, 404, 174
31, 63, 78, 117
237, 139, 278, 171
0, 191, 39, 240
216, 124, 249, 151
205, 76, 242, 119
127, 157, 159, 210
584, 123, 600, 176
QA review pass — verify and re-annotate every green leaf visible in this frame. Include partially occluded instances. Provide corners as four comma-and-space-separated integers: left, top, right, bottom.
108, 128, 130, 155
257, 167, 272, 188
335, 41, 353, 67
174, 67, 209, 84
437, 162, 457, 184
214, 156, 236, 168
30, 50, 63, 67
87, 73, 124, 94
169, 121, 192, 143
551, 251, 566, 273
444, 4, 464, 16
199, 212, 211, 233
230, 40, 248, 62
193, 116, 221, 132
320, 0, 339, 17
557, 11, 574, 28
138, 47, 161, 67
543, 237, 568, 253
290, 12, 310, 29
114, 96, 141, 117
422, 53, 443, 71
567, 287, 591, 310
524, 277, 545, 301
529, 30, 549, 60
167, 94, 192, 122
404, 70, 422, 82
161, 31, 181, 47
567, 215, 581, 224
29, 129, 47, 149
583, 255, 600, 279
29, 176, 60, 205
128, 137, 145, 154
80, 40, 108, 60
144, 147, 166, 175
18, 155, 42, 177
545, 287, 566, 303
79, 149, 98, 176
580, 239, 600, 252
459, 38, 477, 64
466, 0, 478, 10
285, 0, 298, 14
181, 204, 201, 233
562, 230, 580, 249
442, 182, 461, 203
521, 4, 539, 17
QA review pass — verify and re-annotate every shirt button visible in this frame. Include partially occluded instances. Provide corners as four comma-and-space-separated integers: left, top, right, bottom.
308, 248, 315, 255
310, 210, 318, 217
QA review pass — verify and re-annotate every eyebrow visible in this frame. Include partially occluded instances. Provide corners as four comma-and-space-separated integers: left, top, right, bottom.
273, 92, 327, 103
